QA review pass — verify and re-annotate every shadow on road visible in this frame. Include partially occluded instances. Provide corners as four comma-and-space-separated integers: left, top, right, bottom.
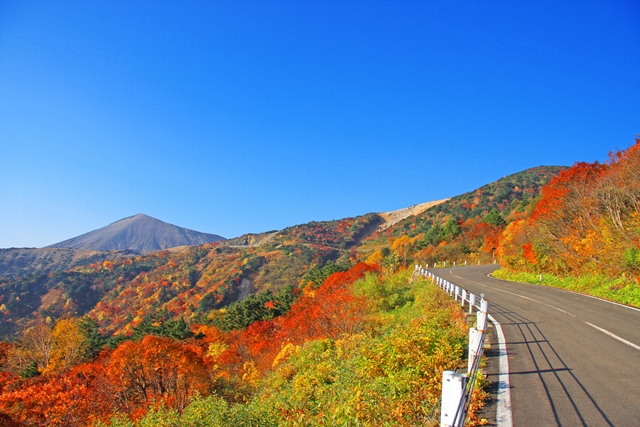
489, 302, 615, 427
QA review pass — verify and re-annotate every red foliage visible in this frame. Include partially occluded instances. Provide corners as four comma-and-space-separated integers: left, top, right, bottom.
522, 242, 538, 264
0, 361, 114, 427
105, 336, 209, 415
215, 263, 377, 379
0, 263, 379, 425
530, 162, 606, 223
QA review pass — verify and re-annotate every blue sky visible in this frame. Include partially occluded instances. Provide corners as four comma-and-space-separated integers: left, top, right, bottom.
1, 1, 639, 248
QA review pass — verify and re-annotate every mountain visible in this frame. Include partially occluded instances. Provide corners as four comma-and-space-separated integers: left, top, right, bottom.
363, 166, 567, 244
47, 214, 225, 254
0, 166, 567, 340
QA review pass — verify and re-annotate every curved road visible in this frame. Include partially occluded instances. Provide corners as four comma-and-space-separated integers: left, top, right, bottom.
435, 265, 640, 427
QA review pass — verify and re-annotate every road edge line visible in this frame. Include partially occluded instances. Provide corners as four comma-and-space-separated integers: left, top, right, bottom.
585, 322, 640, 352
487, 272, 640, 314
488, 314, 513, 427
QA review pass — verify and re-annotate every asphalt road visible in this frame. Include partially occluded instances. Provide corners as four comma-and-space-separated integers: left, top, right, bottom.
434, 265, 640, 427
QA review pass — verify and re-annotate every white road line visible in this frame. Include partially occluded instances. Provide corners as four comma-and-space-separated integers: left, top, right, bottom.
585, 322, 640, 352
449, 271, 576, 317
488, 314, 513, 427
449, 268, 640, 350
435, 267, 640, 423
580, 294, 640, 313
483, 269, 640, 314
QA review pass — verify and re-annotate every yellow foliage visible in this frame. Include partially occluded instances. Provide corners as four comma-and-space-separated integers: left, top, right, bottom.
365, 250, 384, 265
302, 283, 316, 297
207, 341, 228, 359
44, 318, 88, 374
242, 361, 260, 386
272, 343, 301, 369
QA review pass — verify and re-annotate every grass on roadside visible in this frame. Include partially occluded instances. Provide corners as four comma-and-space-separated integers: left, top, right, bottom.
492, 269, 640, 308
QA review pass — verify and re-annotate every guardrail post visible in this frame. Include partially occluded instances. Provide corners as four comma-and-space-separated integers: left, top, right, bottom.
435, 277, 489, 427
468, 328, 482, 374
476, 299, 488, 332
441, 371, 467, 427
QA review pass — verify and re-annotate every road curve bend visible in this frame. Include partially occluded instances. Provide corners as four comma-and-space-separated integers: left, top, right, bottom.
435, 265, 640, 427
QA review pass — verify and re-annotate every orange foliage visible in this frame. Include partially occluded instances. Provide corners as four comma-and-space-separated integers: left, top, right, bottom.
105, 336, 209, 415
0, 223, 418, 426
501, 138, 640, 276
214, 263, 377, 380
0, 361, 113, 427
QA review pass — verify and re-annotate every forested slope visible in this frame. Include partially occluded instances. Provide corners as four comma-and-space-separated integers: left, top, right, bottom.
495, 139, 640, 307
0, 162, 576, 426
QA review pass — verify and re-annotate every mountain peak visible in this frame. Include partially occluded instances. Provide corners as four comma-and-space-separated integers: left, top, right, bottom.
47, 214, 225, 254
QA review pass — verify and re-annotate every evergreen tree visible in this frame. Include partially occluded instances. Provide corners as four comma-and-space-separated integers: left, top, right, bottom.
483, 208, 506, 226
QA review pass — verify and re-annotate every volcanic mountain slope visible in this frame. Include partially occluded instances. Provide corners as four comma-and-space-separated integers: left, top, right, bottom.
47, 214, 225, 254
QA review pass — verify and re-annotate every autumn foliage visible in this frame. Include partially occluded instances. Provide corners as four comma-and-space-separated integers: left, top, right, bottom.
0, 263, 382, 425
0, 158, 574, 425
0, 259, 478, 426
499, 138, 640, 283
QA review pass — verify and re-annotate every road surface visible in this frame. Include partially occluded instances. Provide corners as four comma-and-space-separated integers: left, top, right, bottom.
434, 265, 640, 427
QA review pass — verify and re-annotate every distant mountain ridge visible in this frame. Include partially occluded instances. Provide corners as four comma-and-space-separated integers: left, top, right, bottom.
0, 165, 567, 340
47, 214, 225, 254
0, 247, 134, 279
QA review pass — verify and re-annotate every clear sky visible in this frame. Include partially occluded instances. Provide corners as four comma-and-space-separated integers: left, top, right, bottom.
1, 1, 639, 248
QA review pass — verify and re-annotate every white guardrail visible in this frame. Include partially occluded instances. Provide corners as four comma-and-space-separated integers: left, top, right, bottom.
413, 265, 489, 427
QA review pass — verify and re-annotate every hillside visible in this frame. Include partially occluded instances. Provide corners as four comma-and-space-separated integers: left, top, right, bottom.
378, 199, 449, 230
0, 167, 567, 341
0, 168, 569, 340
0, 265, 473, 427
47, 214, 225, 254
355, 166, 567, 268
0, 214, 385, 339
0, 247, 134, 279
495, 140, 640, 307
0, 164, 571, 426
373, 166, 565, 240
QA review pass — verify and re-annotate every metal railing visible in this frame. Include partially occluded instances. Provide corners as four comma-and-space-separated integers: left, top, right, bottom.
413, 265, 489, 427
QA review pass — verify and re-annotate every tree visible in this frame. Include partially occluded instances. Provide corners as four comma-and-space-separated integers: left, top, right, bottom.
443, 218, 463, 240
392, 236, 414, 267
79, 316, 107, 359
8, 322, 54, 376
365, 250, 384, 266
106, 335, 210, 413
482, 208, 506, 226
417, 224, 445, 248
46, 318, 89, 373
